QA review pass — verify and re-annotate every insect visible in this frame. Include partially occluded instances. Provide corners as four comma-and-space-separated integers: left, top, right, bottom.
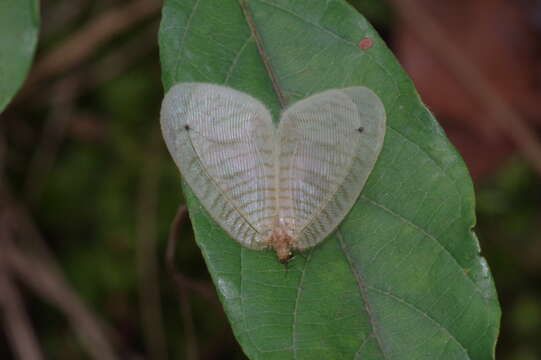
161, 83, 386, 263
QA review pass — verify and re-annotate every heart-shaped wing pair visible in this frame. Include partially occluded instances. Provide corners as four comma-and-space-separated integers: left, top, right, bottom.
161, 83, 385, 253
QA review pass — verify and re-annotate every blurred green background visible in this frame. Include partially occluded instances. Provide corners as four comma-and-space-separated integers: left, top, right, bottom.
1, 0, 540, 359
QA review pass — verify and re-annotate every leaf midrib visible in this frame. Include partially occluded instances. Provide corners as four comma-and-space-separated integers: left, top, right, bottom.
240, 0, 287, 108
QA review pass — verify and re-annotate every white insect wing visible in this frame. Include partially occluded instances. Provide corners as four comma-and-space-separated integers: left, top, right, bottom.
161, 83, 276, 250
161, 83, 386, 260
278, 88, 386, 250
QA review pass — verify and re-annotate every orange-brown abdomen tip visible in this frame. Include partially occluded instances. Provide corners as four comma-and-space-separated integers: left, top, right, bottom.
268, 226, 294, 264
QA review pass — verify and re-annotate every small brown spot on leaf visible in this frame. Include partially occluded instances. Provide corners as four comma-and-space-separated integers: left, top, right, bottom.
359, 37, 374, 50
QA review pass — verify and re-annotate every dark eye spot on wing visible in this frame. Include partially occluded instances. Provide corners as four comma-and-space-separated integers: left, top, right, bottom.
357, 127, 364, 133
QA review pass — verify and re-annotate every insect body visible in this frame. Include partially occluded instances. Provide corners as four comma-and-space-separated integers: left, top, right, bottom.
161, 83, 386, 263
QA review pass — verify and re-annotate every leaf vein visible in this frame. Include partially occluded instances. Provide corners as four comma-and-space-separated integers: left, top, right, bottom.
224, 35, 254, 84
337, 230, 389, 359
174, 0, 202, 81
367, 285, 470, 358
292, 250, 313, 358
360, 194, 482, 294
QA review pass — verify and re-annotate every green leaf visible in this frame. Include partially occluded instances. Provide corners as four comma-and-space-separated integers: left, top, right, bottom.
0, 0, 39, 112
159, 0, 501, 359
